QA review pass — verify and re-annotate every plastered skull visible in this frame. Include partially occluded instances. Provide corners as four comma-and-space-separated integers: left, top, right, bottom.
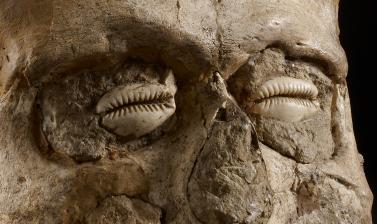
0, 0, 373, 223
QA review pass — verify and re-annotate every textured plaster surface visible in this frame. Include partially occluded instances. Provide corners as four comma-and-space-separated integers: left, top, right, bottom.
0, 0, 373, 223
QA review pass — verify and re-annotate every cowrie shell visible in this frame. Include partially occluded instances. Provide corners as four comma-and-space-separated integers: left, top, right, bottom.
251, 97, 319, 122
96, 72, 176, 137
254, 77, 318, 100
250, 77, 319, 122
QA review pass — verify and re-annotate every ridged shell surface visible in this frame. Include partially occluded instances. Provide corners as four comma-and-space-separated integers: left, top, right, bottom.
250, 77, 319, 122
96, 83, 176, 137
254, 77, 318, 100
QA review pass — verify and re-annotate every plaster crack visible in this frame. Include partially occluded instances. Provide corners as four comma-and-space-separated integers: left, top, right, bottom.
261, 140, 299, 163
330, 83, 347, 160
176, 0, 181, 26
185, 121, 214, 224
213, 0, 224, 70
184, 85, 220, 224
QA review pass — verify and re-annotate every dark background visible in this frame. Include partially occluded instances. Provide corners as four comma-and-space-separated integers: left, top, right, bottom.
339, 0, 376, 221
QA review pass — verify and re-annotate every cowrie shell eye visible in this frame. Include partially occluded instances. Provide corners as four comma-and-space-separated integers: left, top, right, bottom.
250, 77, 319, 122
96, 73, 177, 138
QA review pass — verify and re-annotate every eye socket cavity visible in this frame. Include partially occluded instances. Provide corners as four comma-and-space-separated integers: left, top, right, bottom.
248, 77, 320, 122
96, 70, 177, 138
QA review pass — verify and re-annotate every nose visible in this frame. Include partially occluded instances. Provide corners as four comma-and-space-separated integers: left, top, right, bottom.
187, 85, 271, 223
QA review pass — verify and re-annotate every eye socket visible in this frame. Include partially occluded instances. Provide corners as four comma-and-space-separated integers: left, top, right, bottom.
96, 70, 177, 138
227, 48, 332, 123
227, 48, 335, 163
38, 60, 178, 162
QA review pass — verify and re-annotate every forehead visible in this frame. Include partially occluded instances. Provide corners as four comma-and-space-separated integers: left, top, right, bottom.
0, 0, 345, 84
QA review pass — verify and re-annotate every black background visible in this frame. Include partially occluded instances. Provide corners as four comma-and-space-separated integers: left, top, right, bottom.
339, 0, 376, 221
